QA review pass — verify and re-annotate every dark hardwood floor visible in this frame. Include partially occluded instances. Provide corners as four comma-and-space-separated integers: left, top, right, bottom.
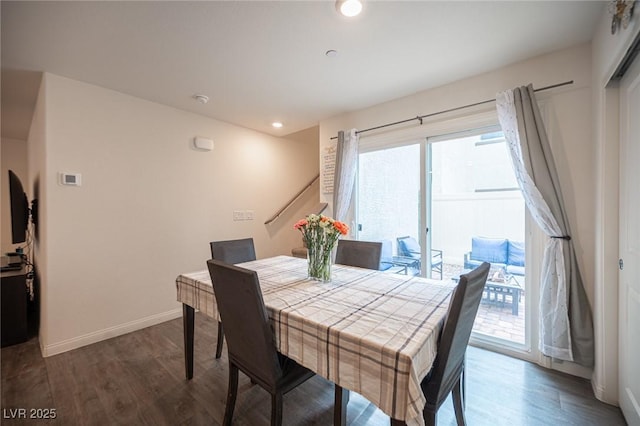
1, 313, 627, 425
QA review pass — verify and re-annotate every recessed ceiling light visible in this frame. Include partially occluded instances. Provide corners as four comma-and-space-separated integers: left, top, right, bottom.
336, 0, 362, 17
326, 50, 338, 58
272, 122, 283, 128
193, 94, 209, 104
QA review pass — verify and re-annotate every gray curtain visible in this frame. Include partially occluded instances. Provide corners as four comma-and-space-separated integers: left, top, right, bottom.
496, 85, 594, 367
332, 129, 359, 223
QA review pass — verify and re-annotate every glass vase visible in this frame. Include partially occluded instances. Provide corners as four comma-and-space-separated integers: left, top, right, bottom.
307, 244, 332, 282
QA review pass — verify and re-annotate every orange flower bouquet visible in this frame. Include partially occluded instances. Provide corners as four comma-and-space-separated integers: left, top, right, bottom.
294, 214, 349, 282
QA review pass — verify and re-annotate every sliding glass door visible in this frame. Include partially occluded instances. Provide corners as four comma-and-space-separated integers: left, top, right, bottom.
428, 131, 526, 347
357, 128, 528, 350
357, 143, 422, 275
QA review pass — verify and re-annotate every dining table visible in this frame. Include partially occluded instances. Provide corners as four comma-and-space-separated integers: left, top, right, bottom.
175, 255, 456, 426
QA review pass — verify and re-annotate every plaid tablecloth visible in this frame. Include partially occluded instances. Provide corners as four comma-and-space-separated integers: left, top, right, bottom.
176, 255, 455, 426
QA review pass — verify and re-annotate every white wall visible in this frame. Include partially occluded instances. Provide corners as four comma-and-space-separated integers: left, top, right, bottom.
28, 74, 48, 348
32, 73, 319, 356
320, 44, 595, 377
1, 137, 29, 252
591, 10, 640, 405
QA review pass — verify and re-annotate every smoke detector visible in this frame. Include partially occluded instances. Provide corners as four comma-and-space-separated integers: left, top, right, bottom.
193, 94, 209, 104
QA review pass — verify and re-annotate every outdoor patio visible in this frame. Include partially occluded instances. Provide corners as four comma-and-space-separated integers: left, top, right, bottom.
393, 262, 525, 345
442, 262, 525, 344
473, 291, 525, 344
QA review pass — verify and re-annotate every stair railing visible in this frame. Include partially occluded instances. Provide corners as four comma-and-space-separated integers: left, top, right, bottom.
264, 174, 327, 225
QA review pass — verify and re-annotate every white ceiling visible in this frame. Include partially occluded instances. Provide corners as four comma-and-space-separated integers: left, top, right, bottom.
1, 1, 605, 140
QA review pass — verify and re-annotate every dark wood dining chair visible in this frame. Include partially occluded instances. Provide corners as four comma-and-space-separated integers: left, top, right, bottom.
210, 237, 257, 265
334, 240, 383, 270
419, 262, 490, 426
207, 259, 314, 426
210, 237, 257, 358
333, 239, 384, 424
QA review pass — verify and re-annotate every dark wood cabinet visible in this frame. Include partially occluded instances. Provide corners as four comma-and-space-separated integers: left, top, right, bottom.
1, 267, 28, 347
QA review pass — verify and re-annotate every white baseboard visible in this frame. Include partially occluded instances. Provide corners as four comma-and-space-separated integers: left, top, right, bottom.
550, 357, 592, 380
592, 378, 619, 406
40, 308, 183, 357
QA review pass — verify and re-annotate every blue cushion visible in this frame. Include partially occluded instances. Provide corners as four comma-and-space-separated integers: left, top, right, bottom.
398, 237, 421, 258
508, 241, 525, 267
470, 237, 508, 264
506, 265, 525, 276
464, 258, 484, 269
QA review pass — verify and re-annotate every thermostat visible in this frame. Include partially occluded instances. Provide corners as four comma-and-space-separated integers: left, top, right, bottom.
60, 173, 82, 186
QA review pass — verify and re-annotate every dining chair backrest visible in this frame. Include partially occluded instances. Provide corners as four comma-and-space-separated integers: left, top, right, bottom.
334, 240, 383, 270
207, 259, 282, 389
209, 238, 257, 359
210, 238, 256, 264
421, 262, 490, 409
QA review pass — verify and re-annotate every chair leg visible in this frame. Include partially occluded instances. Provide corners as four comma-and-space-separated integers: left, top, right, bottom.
271, 392, 283, 426
223, 363, 239, 426
216, 321, 224, 359
423, 408, 437, 426
452, 376, 466, 426
461, 359, 466, 411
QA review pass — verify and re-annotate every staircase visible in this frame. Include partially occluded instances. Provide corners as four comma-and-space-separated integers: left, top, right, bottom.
262, 174, 327, 258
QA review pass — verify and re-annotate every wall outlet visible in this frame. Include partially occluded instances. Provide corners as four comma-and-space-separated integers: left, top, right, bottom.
233, 210, 254, 221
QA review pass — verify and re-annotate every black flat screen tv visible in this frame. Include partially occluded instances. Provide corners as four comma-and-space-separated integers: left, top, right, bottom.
8, 170, 30, 244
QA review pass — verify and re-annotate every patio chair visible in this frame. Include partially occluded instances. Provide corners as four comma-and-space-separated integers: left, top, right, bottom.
396, 236, 443, 279
207, 260, 314, 426
420, 262, 490, 425
210, 237, 257, 358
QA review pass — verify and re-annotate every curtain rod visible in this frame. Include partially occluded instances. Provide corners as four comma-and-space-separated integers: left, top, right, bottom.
329, 80, 574, 140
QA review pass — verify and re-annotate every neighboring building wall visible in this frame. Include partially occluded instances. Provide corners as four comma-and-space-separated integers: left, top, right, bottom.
31, 73, 319, 356
1, 137, 29, 252
357, 135, 525, 264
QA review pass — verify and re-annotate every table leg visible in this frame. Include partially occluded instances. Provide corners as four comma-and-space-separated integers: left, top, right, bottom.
512, 289, 520, 316
334, 384, 349, 426
183, 304, 195, 380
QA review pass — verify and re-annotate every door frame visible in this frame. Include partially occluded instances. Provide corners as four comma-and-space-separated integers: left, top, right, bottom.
617, 50, 640, 425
